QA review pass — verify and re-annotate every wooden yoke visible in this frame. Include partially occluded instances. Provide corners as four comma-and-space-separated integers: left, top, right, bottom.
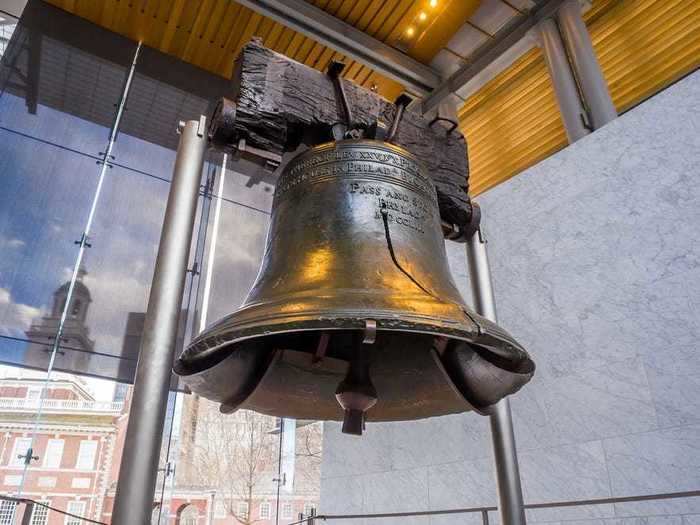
209, 38, 479, 240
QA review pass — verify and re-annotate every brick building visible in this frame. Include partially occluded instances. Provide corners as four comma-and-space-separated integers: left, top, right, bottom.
0, 371, 122, 524
0, 371, 319, 525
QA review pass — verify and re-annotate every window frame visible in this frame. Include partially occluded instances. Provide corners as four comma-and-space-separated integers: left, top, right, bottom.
237, 501, 249, 520
30, 501, 50, 525
9, 437, 32, 467
26, 387, 42, 400
75, 440, 98, 470
214, 500, 226, 519
71, 477, 91, 489
43, 438, 64, 468
259, 502, 271, 519
0, 500, 17, 525
64, 501, 85, 525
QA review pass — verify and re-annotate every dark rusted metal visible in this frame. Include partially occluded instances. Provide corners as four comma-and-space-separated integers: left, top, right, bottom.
207, 39, 480, 236
175, 140, 533, 432
386, 94, 413, 143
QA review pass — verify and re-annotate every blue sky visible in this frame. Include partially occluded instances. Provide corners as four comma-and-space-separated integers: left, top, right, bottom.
0, 91, 272, 380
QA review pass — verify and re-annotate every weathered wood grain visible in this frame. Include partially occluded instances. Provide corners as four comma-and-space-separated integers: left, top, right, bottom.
224, 38, 474, 230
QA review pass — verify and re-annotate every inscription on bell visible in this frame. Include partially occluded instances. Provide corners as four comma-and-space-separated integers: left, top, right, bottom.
277, 144, 436, 201
347, 182, 430, 234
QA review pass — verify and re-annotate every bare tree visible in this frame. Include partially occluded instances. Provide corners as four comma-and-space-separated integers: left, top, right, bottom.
292, 422, 323, 496
186, 403, 277, 524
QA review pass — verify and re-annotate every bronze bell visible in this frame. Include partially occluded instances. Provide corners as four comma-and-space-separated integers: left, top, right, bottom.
175, 139, 534, 435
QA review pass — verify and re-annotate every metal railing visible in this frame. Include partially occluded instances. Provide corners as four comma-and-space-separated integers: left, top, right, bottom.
0, 397, 124, 414
288, 490, 700, 524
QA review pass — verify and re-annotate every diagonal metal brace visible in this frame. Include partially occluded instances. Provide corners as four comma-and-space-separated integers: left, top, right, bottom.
327, 61, 361, 139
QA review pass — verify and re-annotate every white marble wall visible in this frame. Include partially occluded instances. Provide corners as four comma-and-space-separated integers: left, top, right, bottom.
319, 70, 700, 525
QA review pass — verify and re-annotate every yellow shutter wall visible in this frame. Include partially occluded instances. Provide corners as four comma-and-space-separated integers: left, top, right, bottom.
587, 0, 700, 113
460, 0, 700, 196
459, 49, 567, 196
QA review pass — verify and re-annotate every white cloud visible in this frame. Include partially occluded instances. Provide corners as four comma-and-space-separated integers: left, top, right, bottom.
0, 287, 42, 338
0, 235, 25, 250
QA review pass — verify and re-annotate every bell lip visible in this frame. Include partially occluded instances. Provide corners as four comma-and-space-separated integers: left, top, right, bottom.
175, 315, 529, 378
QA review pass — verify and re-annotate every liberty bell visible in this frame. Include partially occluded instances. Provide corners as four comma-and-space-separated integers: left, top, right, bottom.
175, 139, 534, 435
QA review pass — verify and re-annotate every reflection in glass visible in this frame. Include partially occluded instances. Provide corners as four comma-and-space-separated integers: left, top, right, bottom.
0, 129, 100, 364
0, 13, 18, 60
0, 1, 323, 520
172, 399, 321, 524
199, 197, 271, 330
0, 364, 123, 522
214, 156, 276, 213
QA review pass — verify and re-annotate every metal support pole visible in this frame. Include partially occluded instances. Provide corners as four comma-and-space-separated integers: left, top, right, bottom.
275, 418, 284, 525
112, 117, 207, 525
467, 226, 527, 525
19, 502, 34, 525
557, 0, 617, 129
538, 17, 590, 143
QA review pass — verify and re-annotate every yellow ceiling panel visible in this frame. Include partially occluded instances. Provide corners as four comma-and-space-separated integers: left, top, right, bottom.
43, 0, 480, 101
42, 0, 699, 199
401, 0, 481, 63
43, 0, 423, 99
459, 49, 567, 196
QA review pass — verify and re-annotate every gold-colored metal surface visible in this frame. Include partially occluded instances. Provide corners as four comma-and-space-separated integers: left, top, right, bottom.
175, 140, 534, 424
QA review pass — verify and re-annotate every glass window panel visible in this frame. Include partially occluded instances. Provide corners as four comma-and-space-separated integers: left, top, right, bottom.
30, 502, 49, 525
0, 365, 146, 523
43, 438, 63, 468
0, 1, 133, 157
214, 156, 276, 213
237, 501, 249, 520
64, 501, 85, 525
3, 475, 21, 485
109, 76, 209, 178
0, 31, 123, 156
199, 198, 270, 329
62, 162, 206, 383
109, 43, 229, 179
0, 128, 99, 366
75, 440, 97, 469
0, 500, 17, 525
71, 165, 170, 361
10, 437, 31, 466
0, 13, 19, 61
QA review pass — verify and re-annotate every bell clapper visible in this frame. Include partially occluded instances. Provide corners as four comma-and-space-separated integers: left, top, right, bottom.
335, 320, 378, 436
312, 332, 331, 365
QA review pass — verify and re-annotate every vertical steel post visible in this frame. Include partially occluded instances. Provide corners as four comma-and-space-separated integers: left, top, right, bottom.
467, 226, 527, 525
207, 490, 216, 525
557, 0, 617, 129
112, 117, 207, 525
19, 502, 34, 525
538, 17, 590, 143
275, 418, 284, 525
